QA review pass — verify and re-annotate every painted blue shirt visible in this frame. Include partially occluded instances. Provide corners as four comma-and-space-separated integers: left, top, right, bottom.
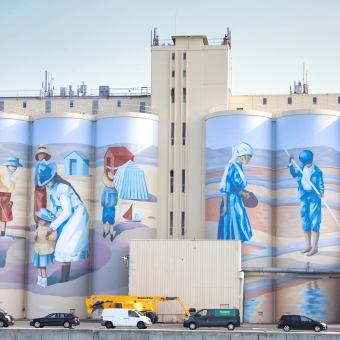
101, 187, 118, 208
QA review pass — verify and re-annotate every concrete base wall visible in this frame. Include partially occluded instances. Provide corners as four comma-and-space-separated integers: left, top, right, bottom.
0, 329, 338, 340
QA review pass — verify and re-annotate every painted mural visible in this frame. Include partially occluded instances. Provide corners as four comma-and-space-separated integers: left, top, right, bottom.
206, 113, 340, 323
0, 115, 158, 319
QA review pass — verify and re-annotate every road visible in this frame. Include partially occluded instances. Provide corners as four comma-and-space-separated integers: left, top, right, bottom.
7, 320, 340, 334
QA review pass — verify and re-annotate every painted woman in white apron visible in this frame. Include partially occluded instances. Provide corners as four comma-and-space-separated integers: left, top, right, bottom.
38, 163, 89, 283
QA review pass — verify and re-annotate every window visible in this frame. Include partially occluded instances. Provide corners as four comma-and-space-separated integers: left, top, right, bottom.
117, 100, 122, 108
181, 212, 185, 235
92, 100, 98, 114
128, 310, 138, 317
183, 70, 186, 78
263, 98, 267, 105
171, 123, 174, 145
45, 100, 51, 113
70, 100, 74, 108
170, 170, 174, 193
0, 101, 4, 111
139, 102, 146, 113
183, 88, 186, 103
171, 88, 175, 103
313, 97, 317, 104
237, 108, 243, 110
22, 101, 27, 109
172, 53, 175, 60
170, 212, 173, 236
182, 169, 185, 192
183, 52, 186, 60
182, 123, 186, 145
338, 96, 340, 104
172, 70, 175, 77
287, 97, 292, 105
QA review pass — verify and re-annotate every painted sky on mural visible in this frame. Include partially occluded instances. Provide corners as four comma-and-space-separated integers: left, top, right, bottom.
0, 0, 339, 94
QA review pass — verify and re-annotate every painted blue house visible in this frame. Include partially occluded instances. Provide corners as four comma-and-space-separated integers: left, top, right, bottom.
64, 150, 89, 176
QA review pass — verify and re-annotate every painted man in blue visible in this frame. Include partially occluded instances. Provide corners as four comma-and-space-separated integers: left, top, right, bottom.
288, 150, 324, 256
218, 142, 253, 242
102, 172, 118, 242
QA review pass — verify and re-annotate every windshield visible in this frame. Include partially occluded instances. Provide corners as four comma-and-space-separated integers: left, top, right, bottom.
0, 308, 6, 314
136, 311, 143, 317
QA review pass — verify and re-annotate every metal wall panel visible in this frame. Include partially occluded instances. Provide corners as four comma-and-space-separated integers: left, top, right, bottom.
129, 240, 242, 322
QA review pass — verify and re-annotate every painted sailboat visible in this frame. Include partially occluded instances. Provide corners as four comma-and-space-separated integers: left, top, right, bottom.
122, 203, 143, 223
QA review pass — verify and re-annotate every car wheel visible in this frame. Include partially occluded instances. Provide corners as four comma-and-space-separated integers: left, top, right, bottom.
137, 321, 145, 329
227, 323, 235, 330
283, 325, 290, 332
153, 314, 159, 323
34, 321, 41, 328
0, 321, 3, 328
105, 322, 113, 329
314, 325, 321, 332
145, 312, 155, 323
189, 322, 197, 330
63, 321, 70, 328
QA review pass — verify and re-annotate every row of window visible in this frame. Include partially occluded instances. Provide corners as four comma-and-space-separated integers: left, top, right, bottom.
172, 52, 186, 60
260, 96, 335, 106
170, 170, 185, 193
172, 70, 186, 78
171, 88, 186, 103
171, 122, 186, 145
169, 211, 185, 236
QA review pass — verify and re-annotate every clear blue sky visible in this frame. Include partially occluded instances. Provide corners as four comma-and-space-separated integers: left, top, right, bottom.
1, 0, 339, 94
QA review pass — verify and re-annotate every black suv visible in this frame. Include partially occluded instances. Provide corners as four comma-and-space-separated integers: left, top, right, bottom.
30, 313, 80, 328
0, 308, 15, 327
277, 314, 327, 332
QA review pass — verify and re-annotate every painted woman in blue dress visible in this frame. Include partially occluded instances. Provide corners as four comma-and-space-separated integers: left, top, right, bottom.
217, 142, 254, 242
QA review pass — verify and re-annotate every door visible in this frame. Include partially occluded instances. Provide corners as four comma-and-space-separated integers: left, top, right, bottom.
195, 309, 209, 327
70, 159, 77, 175
300, 316, 311, 330
289, 315, 301, 330
126, 310, 139, 326
45, 313, 58, 326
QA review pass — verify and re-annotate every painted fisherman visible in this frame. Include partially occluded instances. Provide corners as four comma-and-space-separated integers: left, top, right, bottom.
288, 150, 324, 256
0, 157, 23, 237
34, 144, 51, 229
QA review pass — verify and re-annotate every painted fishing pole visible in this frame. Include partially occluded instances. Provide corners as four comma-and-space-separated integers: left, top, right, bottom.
282, 144, 340, 228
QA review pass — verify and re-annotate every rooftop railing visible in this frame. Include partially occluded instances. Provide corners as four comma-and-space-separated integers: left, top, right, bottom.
0, 87, 151, 98
0, 104, 157, 117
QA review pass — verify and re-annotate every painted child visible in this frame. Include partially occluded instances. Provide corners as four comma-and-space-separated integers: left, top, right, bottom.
101, 172, 118, 242
34, 144, 51, 229
32, 208, 57, 287
288, 150, 324, 256
0, 157, 23, 237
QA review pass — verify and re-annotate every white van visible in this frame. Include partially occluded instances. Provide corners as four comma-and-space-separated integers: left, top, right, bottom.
101, 308, 152, 329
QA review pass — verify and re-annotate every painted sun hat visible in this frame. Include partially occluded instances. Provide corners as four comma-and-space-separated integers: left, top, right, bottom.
38, 163, 57, 186
35, 144, 51, 161
2, 157, 23, 167
299, 150, 314, 164
102, 172, 115, 188
35, 208, 56, 222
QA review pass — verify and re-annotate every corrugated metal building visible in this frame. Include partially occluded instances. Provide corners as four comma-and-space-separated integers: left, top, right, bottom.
129, 240, 243, 323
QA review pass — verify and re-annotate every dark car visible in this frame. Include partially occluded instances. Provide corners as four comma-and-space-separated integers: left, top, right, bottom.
277, 314, 327, 332
0, 308, 14, 327
183, 308, 241, 330
30, 313, 80, 329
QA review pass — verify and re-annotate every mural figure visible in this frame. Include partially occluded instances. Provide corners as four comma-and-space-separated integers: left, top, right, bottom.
217, 142, 254, 242
38, 163, 89, 283
32, 208, 57, 287
101, 172, 118, 242
288, 150, 324, 256
0, 157, 23, 237
34, 144, 51, 229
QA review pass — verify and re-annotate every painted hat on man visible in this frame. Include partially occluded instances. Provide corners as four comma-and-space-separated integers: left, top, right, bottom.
299, 150, 314, 164
35, 144, 51, 161
102, 172, 115, 188
38, 163, 57, 186
2, 157, 23, 167
35, 208, 56, 222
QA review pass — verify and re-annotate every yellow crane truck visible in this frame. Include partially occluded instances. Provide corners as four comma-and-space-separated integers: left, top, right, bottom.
85, 295, 192, 323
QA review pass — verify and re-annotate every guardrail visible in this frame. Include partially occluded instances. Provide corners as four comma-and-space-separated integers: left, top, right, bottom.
209, 104, 271, 114
0, 104, 157, 116
277, 102, 340, 113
